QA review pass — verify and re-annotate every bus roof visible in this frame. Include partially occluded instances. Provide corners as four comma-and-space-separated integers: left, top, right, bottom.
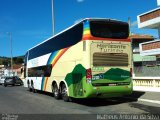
27, 18, 127, 52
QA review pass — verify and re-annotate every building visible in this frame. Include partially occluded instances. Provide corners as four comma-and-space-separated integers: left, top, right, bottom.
130, 35, 154, 77
139, 39, 160, 77
137, 7, 160, 38
4, 69, 17, 77
0, 65, 5, 76
0, 64, 24, 77
135, 0, 160, 92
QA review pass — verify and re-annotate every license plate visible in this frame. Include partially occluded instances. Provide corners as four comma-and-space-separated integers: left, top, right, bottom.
108, 84, 117, 86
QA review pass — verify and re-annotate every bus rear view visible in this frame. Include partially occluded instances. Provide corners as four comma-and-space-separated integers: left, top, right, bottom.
83, 19, 132, 98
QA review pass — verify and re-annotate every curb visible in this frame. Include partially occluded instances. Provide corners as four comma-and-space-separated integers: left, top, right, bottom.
123, 96, 160, 105
138, 98, 160, 105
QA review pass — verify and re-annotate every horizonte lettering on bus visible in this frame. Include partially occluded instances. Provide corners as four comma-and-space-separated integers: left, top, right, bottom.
97, 44, 126, 49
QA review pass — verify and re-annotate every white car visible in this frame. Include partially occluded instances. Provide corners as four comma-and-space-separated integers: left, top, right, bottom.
0, 76, 5, 85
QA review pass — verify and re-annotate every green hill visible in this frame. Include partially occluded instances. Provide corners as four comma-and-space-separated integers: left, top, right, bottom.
0, 56, 24, 66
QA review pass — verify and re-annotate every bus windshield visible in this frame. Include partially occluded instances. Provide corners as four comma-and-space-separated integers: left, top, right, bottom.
90, 20, 129, 39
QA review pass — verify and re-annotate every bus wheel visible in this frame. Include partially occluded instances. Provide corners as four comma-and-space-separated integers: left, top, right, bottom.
27, 80, 32, 92
31, 81, 36, 93
4, 83, 7, 87
52, 83, 60, 99
61, 84, 69, 102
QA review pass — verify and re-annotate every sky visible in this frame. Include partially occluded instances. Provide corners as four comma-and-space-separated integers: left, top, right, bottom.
0, 0, 159, 57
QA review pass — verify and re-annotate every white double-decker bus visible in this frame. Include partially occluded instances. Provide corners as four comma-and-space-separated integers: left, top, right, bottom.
24, 18, 132, 101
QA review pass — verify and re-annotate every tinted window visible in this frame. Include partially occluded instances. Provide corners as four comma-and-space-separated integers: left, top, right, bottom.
24, 52, 28, 77
90, 20, 129, 39
28, 23, 83, 60
93, 53, 128, 66
28, 65, 52, 77
24, 52, 28, 64
5, 77, 13, 80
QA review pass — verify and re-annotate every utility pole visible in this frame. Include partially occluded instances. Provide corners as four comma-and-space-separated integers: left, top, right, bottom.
7, 32, 13, 76
128, 17, 131, 35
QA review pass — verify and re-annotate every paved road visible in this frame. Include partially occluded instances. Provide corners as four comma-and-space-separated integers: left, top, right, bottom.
0, 85, 160, 120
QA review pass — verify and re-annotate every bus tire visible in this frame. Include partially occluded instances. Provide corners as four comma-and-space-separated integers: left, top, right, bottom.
31, 81, 36, 93
4, 84, 7, 87
27, 80, 32, 92
61, 84, 70, 102
52, 83, 60, 99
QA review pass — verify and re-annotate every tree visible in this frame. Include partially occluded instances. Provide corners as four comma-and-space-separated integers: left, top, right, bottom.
2, 59, 10, 66
16, 57, 23, 64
